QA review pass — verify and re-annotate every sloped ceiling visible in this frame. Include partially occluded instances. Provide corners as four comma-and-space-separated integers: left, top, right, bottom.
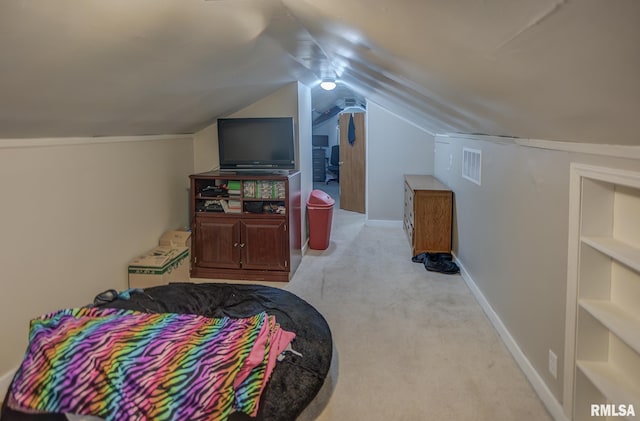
0, 0, 638, 144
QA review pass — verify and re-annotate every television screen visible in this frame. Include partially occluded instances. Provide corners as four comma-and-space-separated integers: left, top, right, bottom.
312, 135, 329, 147
218, 117, 296, 170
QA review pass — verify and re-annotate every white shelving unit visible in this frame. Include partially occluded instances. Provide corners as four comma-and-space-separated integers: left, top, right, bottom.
565, 164, 640, 420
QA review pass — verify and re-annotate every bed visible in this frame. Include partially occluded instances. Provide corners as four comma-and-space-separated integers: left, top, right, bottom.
1, 283, 333, 421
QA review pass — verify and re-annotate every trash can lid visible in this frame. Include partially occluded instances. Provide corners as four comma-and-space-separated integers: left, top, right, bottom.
307, 189, 335, 207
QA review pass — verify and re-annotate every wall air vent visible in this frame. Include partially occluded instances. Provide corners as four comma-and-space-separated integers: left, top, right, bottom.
462, 147, 482, 185
344, 98, 357, 107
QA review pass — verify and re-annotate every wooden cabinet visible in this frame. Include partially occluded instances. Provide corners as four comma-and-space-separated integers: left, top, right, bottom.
240, 219, 288, 271
194, 218, 240, 269
566, 164, 640, 420
312, 148, 326, 182
403, 175, 452, 256
190, 170, 301, 282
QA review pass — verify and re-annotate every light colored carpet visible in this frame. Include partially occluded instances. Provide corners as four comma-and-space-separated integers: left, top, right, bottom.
1, 205, 553, 421
287, 208, 553, 421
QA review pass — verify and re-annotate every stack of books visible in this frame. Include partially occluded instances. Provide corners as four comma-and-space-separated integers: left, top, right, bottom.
227, 180, 241, 197
241, 181, 286, 199
255, 181, 286, 199
228, 199, 241, 212
243, 181, 256, 198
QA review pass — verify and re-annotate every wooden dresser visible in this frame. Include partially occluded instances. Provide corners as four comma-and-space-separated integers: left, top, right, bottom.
403, 175, 453, 256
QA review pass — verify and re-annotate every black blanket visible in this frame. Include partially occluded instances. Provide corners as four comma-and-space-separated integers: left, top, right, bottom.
1, 283, 333, 421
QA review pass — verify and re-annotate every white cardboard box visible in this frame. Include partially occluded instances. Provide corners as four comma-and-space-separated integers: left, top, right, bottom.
159, 230, 191, 249
128, 246, 190, 289
159, 229, 192, 270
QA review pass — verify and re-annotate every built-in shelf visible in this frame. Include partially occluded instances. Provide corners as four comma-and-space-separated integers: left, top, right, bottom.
581, 236, 640, 273
577, 361, 640, 411
567, 165, 640, 421
579, 299, 640, 354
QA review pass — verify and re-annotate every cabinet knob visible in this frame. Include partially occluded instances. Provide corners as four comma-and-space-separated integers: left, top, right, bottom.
234, 242, 239, 247
239, 243, 245, 248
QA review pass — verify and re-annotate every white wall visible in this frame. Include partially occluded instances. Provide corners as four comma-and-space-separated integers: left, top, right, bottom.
434, 134, 640, 409
0, 135, 193, 374
192, 82, 313, 243
193, 84, 300, 173
297, 83, 313, 246
366, 101, 435, 222
0, 82, 312, 376
313, 114, 340, 162
193, 123, 219, 174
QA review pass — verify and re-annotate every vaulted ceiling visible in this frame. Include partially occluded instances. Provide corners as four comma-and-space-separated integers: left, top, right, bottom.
0, 0, 638, 144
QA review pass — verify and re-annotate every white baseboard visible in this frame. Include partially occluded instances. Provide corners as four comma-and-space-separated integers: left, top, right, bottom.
453, 254, 570, 421
364, 219, 403, 228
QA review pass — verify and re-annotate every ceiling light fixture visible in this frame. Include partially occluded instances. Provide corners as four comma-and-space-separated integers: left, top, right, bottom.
320, 80, 337, 91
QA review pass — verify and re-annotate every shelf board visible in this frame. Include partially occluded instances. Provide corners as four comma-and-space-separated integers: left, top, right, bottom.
582, 236, 640, 273
580, 299, 640, 354
577, 360, 640, 410
196, 195, 229, 200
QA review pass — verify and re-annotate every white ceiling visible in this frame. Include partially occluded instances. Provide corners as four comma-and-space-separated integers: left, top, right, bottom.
0, 0, 638, 144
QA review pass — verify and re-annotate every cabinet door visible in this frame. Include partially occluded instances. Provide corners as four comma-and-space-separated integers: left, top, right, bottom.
195, 217, 241, 269
240, 219, 288, 271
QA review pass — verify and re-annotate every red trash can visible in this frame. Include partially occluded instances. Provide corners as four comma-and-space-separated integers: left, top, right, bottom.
307, 189, 335, 250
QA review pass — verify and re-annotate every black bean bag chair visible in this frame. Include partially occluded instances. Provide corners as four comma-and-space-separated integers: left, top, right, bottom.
1, 283, 333, 421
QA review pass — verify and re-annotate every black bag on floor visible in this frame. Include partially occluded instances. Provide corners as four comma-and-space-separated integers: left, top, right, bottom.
412, 253, 460, 275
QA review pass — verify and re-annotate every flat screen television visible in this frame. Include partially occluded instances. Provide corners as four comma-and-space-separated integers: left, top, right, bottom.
312, 135, 329, 147
217, 117, 296, 170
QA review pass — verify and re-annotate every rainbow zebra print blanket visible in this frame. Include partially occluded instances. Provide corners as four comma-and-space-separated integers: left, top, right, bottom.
8, 307, 295, 420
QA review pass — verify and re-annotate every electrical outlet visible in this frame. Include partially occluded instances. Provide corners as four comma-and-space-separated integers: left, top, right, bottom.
548, 349, 558, 379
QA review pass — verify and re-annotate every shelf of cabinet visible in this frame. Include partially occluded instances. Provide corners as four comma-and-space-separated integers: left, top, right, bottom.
196, 195, 229, 201
581, 236, 640, 273
579, 299, 640, 354
196, 211, 284, 218
577, 360, 640, 411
